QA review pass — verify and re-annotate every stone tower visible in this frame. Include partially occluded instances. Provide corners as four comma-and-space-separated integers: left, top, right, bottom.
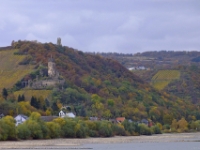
57, 37, 61, 46
48, 57, 56, 77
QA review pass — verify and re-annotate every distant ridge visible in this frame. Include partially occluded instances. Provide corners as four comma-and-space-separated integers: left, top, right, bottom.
0, 46, 12, 50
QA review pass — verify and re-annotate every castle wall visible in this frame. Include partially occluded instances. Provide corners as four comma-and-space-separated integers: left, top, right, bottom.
42, 80, 58, 86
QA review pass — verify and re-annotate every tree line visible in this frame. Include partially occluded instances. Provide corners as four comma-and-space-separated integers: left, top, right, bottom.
0, 112, 161, 141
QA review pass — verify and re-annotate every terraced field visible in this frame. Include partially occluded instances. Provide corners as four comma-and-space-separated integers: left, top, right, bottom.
14, 90, 52, 101
151, 70, 180, 90
0, 49, 34, 89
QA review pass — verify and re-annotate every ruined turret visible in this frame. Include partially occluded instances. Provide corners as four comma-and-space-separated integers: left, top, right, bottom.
48, 57, 56, 77
57, 37, 62, 46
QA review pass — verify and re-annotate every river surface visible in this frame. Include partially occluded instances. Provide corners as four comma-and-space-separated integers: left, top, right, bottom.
84, 142, 200, 150
2, 133, 200, 150
3, 142, 200, 150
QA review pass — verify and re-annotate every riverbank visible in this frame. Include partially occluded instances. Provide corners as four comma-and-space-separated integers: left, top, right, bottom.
0, 132, 200, 149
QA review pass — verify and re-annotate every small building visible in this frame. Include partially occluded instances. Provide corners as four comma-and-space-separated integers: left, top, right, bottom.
138, 66, 146, 70
89, 117, 98, 121
148, 120, 153, 127
0, 113, 4, 119
59, 110, 76, 118
141, 119, 153, 127
109, 119, 117, 124
66, 112, 76, 118
14, 114, 28, 126
116, 117, 125, 123
141, 119, 148, 125
128, 67, 136, 71
59, 110, 66, 118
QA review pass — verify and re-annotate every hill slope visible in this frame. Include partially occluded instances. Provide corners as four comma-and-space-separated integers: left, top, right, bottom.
0, 49, 34, 90
151, 70, 180, 90
103, 51, 200, 106
0, 41, 198, 122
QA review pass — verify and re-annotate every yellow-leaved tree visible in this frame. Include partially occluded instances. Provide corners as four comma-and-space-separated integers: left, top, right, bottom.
177, 118, 188, 132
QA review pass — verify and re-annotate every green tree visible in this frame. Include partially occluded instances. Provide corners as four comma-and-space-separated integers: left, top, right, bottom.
25, 119, 43, 139
2, 88, 8, 100
46, 122, 61, 138
62, 119, 76, 138
75, 122, 87, 138
0, 116, 16, 140
25, 112, 48, 139
21, 94, 25, 101
177, 118, 188, 132
139, 124, 152, 135
98, 121, 113, 137
163, 114, 173, 125
171, 119, 178, 132
18, 94, 25, 102
18, 94, 22, 102
16, 123, 31, 139
30, 96, 39, 109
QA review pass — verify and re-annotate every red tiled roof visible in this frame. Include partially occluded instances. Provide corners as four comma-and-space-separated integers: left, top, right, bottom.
116, 117, 125, 122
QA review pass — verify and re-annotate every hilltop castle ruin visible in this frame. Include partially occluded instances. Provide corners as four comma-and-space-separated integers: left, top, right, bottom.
22, 57, 64, 89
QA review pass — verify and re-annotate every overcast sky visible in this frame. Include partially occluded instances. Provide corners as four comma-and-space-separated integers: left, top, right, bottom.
0, 0, 200, 53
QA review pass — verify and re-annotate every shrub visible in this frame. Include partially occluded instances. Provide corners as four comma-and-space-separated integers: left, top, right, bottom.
46, 122, 61, 138
122, 120, 139, 135
112, 124, 126, 136
62, 119, 76, 138
75, 123, 87, 138
25, 120, 43, 139
98, 122, 113, 137
139, 124, 152, 135
88, 130, 98, 137
0, 116, 16, 140
163, 124, 171, 130
151, 125, 162, 134
17, 124, 31, 139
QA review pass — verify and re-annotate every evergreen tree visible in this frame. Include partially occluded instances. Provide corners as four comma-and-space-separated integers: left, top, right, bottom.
2, 88, 8, 100
30, 96, 35, 107
18, 94, 25, 102
43, 105, 47, 111
45, 98, 50, 107
30, 96, 39, 109
51, 102, 59, 111
21, 94, 25, 101
18, 94, 22, 102
80, 107, 86, 117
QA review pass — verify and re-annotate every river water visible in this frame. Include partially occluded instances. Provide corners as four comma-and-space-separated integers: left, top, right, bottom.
2, 133, 200, 150
84, 142, 200, 150
3, 142, 200, 150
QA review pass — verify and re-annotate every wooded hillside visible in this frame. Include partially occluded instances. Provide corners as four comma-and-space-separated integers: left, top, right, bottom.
0, 41, 199, 124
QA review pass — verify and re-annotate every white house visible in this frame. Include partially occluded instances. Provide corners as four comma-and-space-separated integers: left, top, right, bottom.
128, 66, 146, 71
59, 110, 75, 118
14, 114, 28, 126
128, 67, 136, 71
66, 112, 76, 118
0, 113, 4, 119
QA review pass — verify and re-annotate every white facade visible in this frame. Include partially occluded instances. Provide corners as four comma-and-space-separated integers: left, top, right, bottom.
14, 114, 28, 126
128, 66, 146, 71
66, 112, 76, 118
59, 111, 75, 118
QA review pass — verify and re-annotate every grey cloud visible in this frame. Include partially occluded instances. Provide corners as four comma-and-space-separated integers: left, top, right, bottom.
0, 0, 200, 53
